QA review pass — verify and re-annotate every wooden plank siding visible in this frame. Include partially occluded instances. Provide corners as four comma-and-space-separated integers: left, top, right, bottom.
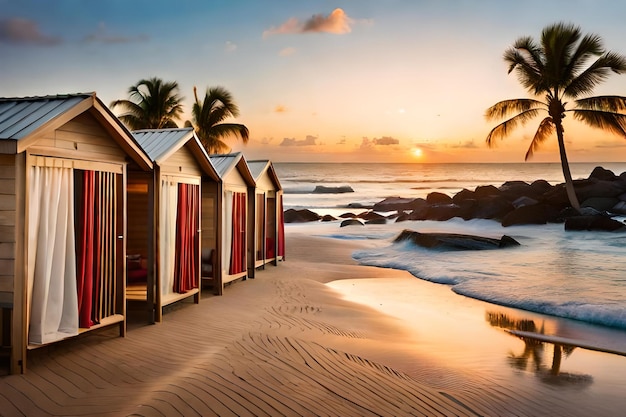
126, 175, 150, 258
0, 155, 16, 308
159, 145, 203, 177
27, 113, 127, 164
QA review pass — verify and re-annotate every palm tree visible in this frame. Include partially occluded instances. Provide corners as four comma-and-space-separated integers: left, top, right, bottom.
111, 77, 184, 130
485, 22, 626, 210
187, 86, 249, 154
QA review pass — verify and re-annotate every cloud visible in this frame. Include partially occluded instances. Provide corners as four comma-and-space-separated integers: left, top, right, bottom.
263, 8, 353, 38
279, 47, 297, 56
0, 17, 61, 45
83, 23, 148, 44
260, 137, 274, 145
593, 141, 626, 149
449, 139, 479, 149
274, 105, 287, 113
280, 135, 318, 146
360, 136, 401, 149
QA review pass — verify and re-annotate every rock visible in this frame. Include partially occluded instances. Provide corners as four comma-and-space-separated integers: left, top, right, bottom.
589, 166, 618, 181
576, 180, 626, 201
426, 192, 452, 205
358, 211, 386, 221
611, 201, 626, 215
474, 185, 501, 199
512, 196, 539, 209
313, 185, 354, 193
394, 229, 520, 250
581, 197, 620, 212
452, 188, 475, 204
339, 212, 357, 218
529, 179, 553, 195
320, 214, 336, 222
372, 197, 427, 212
365, 218, 387, 225
284, 209, 321, 223
340, 218, 364, 227
472, 195, 514, 220
425, 204, 460, 221
564, 216, 626, 232
501, 204, 560, 227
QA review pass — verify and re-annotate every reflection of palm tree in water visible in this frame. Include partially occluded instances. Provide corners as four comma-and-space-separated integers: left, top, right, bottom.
486, 311, 592, 386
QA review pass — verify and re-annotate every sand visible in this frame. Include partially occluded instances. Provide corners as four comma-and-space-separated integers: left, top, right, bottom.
0, 227, 625, 416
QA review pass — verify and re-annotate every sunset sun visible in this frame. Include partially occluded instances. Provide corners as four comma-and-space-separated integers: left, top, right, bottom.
412, 147, 423, 158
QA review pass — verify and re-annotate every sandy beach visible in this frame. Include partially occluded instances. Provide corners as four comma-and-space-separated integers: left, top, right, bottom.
1, 226, 626, 416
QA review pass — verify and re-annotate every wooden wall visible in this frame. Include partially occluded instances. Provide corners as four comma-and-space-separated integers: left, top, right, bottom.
127, 174, 150, 258
28, 112, 126, 164
160, 145, 202, 177
202, 180, 218, 251
0, 155, 15, 307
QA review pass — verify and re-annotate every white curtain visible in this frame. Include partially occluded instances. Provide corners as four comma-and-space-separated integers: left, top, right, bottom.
222, 190, 233, 277
27, 166, 79, 345
159, 179, 178, 297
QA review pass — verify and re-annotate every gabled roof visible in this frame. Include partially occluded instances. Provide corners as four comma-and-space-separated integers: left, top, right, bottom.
247, 159, 282, 191
132, 127, 219, 181
209, 152, 255, 186
0, 93, 152, 170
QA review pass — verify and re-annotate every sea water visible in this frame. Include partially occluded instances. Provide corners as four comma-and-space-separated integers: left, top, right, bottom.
275, 162, 626, 332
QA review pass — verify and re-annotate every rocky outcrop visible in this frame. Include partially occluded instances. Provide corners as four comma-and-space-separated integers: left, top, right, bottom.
284, 209, 321, 223
394, 229, 520, 250
313, 185, 354, 193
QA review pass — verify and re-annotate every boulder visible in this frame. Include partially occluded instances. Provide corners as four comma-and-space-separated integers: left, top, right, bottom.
474, 185, 500, 199
512, 196, 539, 209
394, 229, 520, 250
529, 179, 553, 195
472, 195, 514, 220
564, 216, 626, 232
589, 166, 618, 181
284, 209, 321, 223
340, 218, 364, 227
581, 197, 620, 212
313, 185, 354, 193
452, 188, 475, 204
372, 197, 427, 212
426, 192, 453, 205
501, 204, 560, 227
320, 214, 336, 222
425, 204, 460, 221
358, 211, 386, 221
611, 201, 626, 215
365, 218, 387, 225
339, 212, 357, 218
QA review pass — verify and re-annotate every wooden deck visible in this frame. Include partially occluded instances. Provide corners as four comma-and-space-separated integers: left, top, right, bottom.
0, 272, 484, 416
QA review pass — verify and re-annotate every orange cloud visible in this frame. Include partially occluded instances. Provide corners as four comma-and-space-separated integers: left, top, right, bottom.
263, 8, 353, 38
274, 105, 287, 113
0, 17, 61, 45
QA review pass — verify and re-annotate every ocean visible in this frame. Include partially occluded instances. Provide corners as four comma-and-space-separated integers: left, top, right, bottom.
275, 162, 626, 333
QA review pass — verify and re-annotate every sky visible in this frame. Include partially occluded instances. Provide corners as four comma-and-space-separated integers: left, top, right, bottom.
2, 0, 626, 163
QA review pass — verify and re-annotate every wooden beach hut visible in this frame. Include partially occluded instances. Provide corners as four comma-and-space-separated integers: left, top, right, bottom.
247, 160, 285, 278
207, 153, 255, 295
0, 93, 152, 374
127, 128, 220, 323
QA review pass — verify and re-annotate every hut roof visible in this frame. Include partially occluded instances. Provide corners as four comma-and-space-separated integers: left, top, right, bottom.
0, 93, 152, 170
247, 160, 282, 191
132, 127, 219, 181
209, 152, 255, 186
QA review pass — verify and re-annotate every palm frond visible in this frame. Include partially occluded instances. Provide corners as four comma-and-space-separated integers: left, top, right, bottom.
525, 117, 555, 160
565, 52, 626, 98
575, 95, 626, 112
485, 99, 545, 121
564, 33, 604, 80
504, 43, 544, 93
486, 109, 542, 146
572, 109, 626, 138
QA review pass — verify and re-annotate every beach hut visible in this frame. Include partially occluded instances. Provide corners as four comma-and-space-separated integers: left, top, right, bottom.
127, 128, 220, 323
246, 160, 285, 277
207, 153, 255, 294
0, 93, 152, 374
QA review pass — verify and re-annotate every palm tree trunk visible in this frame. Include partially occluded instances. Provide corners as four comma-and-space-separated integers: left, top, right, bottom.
556, 126, 581, 210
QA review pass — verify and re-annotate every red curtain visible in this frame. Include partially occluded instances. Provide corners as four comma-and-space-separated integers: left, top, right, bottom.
277, 194, 285, 258
77, 171, 95, 328
173, 183, 199, 293
229, 192, 246, 275
76, 171, 117, 328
